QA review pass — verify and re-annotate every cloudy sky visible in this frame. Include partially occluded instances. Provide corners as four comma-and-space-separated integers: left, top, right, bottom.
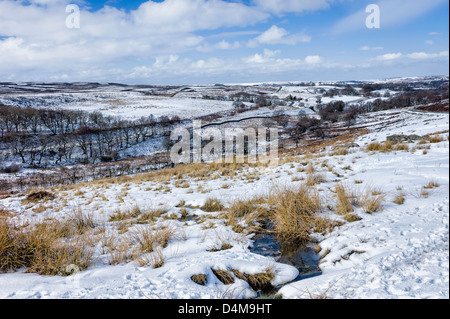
0, 0, 448, 84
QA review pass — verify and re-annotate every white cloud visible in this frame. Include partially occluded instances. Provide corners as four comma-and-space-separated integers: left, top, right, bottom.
305, 55, 323, 64
372, 50, 449, 65
248, 25, 311, 47
241, 50, 327, 74
197, 40, 242, 52
376, 53, 403, 61
406, 51, 449, 59
243, 49, 281, 64
215, 40, 242, 50
132, 0, 269, 33
360, 45, 384, 51
253, 0, 331, 15
254, 25, 289, 44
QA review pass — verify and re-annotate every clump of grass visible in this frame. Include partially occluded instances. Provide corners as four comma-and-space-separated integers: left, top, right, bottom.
231, 267, 275, 292
209, 243, 233, 253
109, 210, 130, 222
179, 208, 189, 221
313, 216, 344, 235
343, 214, 362, 223
201, 198, 225, 212
0, 219, 94, 275
227, 200, 256, 219
420, 189, 430, 198
107, 239, 134, 265
394, 143, 409, 151
71, 209, 96, 235
174, 181, 190, 189
191, 274, 208, 286
319, 248, 331, 263
393, 192, 406, 205
361, 189, 386, 214
305, 164, 316, 174
0, 208, 14, 219
22, 191, 56, 204
330, 147, 349, 156
428, 136, 444, 143
365, 141, 393, 153
268, 184, 322, 243
305, 173, 326, 186
138, 208, 168, 223
132, 227, 158, 253
108, 206, 141, 222
136, 247, 165, 268
221, 198, 266, 234
341, 250, 366, 261
334, 183, 354, 216
212, 269, 235, 285
423, 180, 440, 189
131, 225, 177, 253
313, 245, 322, 254
176, 200, 186, 208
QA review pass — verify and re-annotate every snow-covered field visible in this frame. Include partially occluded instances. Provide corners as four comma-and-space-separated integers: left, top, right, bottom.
281, 110, 450, 299
0, 108, 448, 299
0, 81, 397, 121
0, 91, 236, 120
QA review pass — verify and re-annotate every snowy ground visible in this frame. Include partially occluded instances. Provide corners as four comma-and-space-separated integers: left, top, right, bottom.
0, 108, 448, 299
281, 110, 450, 299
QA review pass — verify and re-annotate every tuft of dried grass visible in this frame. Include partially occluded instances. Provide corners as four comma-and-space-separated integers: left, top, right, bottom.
360, 189, 386, 214
423, 180, 440, 189
343, 214, 362, 223
305, 173, 326, 186
191, 274, 208, 286
428, 135, 444, 143
227, 200, 256, 219
0, 208, 14, 219
268, 184, 322, 243
71, 209, 96, 235
365, 141, 393, 153
393, 192, 406, 205
0, 219, 94, 275
21, 191, 56, 205
201, 198, 225, 212
230, 267, 275, 292
135, 247, 165, 268
334, 183, 354, 216
137, 208, 168, 223
131, 224, 177, 253
212, 269, 235, 285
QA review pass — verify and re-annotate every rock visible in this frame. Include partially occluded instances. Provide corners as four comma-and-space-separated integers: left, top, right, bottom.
344, 142, 360, 148
386, 134, 422, 144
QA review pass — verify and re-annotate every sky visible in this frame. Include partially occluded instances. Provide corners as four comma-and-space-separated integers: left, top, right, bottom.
0, 0, 448, 85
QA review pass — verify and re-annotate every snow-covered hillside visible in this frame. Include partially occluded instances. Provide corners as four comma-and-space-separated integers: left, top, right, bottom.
0, 108, 448, 299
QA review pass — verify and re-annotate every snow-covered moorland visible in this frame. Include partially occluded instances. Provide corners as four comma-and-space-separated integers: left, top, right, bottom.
0, 106, 448, 299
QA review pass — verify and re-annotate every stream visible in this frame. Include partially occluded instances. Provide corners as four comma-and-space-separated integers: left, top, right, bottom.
250, 232, 322, 296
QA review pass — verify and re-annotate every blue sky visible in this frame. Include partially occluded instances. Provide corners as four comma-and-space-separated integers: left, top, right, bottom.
0, 0, 448, 84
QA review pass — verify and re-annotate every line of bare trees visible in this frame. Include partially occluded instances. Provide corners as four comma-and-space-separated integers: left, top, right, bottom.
286, 85, 449, 146
0, 105, 181, 169
0, 152, 172, 192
